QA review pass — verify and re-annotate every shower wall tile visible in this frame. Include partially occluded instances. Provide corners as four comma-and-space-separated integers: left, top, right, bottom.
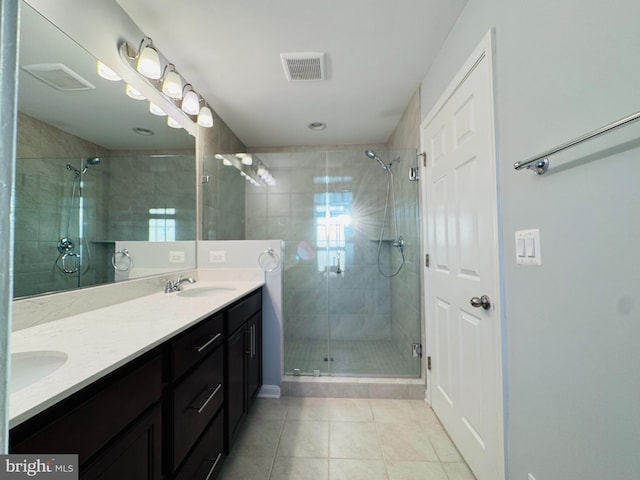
246, 193, 268, 217
268, 194, 291, 217
287, 288, 329, 316
285, 315, 329, 340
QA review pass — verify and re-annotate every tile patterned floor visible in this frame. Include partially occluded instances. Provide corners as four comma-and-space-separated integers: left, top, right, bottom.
218, 397, 477, 480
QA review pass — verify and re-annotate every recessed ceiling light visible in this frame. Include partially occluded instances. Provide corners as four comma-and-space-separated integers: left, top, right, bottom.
132, 127, 154, 136
308, 122, 326, 131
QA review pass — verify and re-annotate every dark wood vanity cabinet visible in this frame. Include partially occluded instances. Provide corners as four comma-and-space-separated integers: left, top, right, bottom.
9, 287, 263, 480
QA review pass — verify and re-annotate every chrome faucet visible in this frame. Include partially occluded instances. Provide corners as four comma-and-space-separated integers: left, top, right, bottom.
164, 276, 196, 293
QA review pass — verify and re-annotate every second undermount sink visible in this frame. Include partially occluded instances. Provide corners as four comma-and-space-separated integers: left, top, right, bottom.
177, 286, 236, 298
11, 350, 68, 394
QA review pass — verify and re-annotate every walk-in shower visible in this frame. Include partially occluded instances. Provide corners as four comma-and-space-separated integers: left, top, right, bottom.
245, 149, 422, 378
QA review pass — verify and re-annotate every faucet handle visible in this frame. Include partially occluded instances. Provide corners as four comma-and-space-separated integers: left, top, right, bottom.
164, 279, 175, 293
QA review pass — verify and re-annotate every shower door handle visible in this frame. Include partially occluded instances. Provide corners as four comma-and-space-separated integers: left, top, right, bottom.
470, 295, 491, 310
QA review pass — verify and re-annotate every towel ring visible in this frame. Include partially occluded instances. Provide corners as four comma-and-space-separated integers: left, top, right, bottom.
258, 248, 280, 272
112, 249, 133, 271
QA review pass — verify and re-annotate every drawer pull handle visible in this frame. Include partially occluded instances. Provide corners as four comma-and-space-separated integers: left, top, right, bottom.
194, 333, 222, 352
204, 453, 222, 480
194, 384, 222, 414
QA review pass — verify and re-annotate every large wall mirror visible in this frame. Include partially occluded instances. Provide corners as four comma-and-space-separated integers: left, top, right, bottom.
13, 3, 197, 298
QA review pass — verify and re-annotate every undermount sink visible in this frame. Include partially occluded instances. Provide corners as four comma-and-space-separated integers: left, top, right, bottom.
177, 286, 236, 298
11, 350, 68, 394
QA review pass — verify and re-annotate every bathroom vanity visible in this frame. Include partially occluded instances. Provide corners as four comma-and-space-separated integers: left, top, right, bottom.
9, 283, 263, 480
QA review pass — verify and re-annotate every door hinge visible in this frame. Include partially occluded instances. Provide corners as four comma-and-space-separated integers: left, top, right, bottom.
418, 152, 427, 167
427, 356, 432, 371
425, 254, 430, 268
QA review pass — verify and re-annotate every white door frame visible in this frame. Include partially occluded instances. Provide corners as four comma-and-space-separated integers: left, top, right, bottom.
419, 29, 505, 479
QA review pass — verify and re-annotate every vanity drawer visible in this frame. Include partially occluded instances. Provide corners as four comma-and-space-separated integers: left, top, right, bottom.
174, 409, 224, 480
171, 312, 224, 381
226, 288, 262, 335
173, 346, 224, 468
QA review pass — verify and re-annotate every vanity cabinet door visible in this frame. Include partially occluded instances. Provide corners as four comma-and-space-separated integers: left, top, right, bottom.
81, 404, 161, 480
225, 326, 246, 452
246, 312, 262, 411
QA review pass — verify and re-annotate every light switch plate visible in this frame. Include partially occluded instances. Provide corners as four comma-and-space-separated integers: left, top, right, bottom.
169, 251, 185, 263
515, 229, 542, 265
209, 250, 226, 263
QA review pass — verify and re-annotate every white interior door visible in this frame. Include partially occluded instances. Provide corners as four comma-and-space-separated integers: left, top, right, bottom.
421, 32, 503, 480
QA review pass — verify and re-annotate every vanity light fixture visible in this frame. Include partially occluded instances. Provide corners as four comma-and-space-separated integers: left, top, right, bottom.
236, 153, 253, 166
197, 106, 214, 128
149, 102, 167, 116
119, 36, 215, 131
136, 37, 162, 79
167, 116, 182, 129
181, 84, 200, 115
125, 83, 145, 100
97, 61, 121, 81
161, 64, 183, 99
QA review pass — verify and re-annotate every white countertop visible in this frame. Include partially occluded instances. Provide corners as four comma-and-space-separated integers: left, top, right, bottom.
9, 280, 264, 428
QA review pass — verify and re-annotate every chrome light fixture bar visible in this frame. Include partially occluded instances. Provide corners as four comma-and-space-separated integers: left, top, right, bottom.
118, 37, 215, 130
215, 153, 275, 186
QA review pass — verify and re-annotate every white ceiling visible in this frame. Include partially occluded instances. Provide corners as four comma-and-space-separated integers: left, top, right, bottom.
115, 0, 468, 148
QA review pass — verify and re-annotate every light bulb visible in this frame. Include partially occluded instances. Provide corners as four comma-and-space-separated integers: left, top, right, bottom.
149, 102, 166, 116
197, 106, 214, 127
97, 61, 121, 81
167, 116, 182, 129
136, 44, 162, 79
125, 84, 145, 100
162, 70, 183, 99
181, 87, 200, 115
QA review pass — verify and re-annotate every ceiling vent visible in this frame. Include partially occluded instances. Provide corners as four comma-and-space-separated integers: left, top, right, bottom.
21, 63, 96, 91
280, 52, 326, 82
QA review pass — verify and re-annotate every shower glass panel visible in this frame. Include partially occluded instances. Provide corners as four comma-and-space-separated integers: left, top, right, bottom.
246, 149, 421, 378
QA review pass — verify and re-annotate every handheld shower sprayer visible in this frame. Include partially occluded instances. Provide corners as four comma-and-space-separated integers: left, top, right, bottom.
65, 157, 101, 176
365, 149, 390, 171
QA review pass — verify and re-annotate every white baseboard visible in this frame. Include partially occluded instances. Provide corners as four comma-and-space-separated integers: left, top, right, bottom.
257, 384, 281, 398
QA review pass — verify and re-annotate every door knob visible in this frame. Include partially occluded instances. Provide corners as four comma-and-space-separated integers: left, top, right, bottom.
470, 295, 491, 310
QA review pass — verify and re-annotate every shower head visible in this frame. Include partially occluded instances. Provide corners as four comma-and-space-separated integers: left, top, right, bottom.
82, 157, 100, 173
365, 149, 389, 171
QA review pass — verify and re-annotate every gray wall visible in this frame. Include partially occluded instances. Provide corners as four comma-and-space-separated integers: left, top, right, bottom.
420, 1, 640, 478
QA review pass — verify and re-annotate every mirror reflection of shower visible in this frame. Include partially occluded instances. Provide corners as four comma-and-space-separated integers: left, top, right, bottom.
365, 149, 405, 277
56, 157, 101, 285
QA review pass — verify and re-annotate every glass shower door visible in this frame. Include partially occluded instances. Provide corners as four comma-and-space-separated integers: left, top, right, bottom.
249, 149, 421, 378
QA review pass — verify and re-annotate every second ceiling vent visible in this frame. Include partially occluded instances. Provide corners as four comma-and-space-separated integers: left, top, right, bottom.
280, 52, 326, 82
